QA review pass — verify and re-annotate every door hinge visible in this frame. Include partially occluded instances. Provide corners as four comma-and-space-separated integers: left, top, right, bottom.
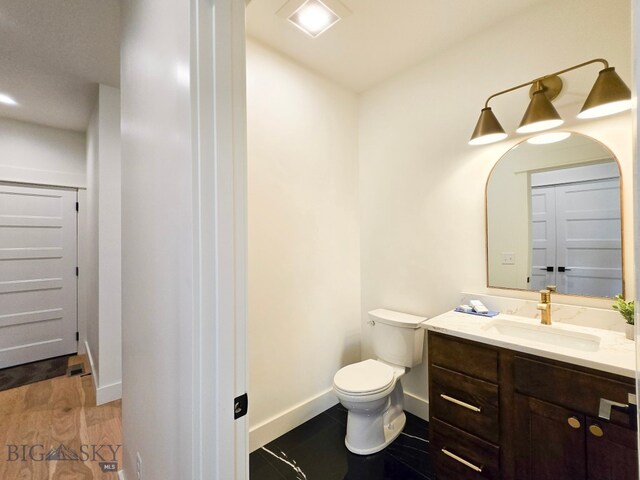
76, 202, 79, 212
76, 267, 79, 276
76, 332, 79, 342
234, 393, 248, 420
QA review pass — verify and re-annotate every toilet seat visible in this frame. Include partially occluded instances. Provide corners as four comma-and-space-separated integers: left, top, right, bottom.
333, 359, 395, 395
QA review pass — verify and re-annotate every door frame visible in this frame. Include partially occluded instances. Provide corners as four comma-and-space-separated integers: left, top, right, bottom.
635, 0, 640, 471
192, 0, 248, 478
190, 0, 640, 478
0, 181, 84, 356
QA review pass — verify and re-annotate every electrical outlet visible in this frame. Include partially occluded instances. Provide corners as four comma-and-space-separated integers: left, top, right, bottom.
501, 252, 515, 265
136, 452, 143, 480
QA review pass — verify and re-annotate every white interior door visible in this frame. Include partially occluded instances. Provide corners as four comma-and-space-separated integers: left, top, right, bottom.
555, 179, 622, 297
530, 185, 557, 290
0, 183, 78, 368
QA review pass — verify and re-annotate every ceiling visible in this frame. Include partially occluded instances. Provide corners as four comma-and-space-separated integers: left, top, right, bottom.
247, 0, 550, 92
0, 0, 120, 132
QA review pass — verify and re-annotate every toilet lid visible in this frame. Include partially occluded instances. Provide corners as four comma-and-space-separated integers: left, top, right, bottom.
334, 359, 395, 395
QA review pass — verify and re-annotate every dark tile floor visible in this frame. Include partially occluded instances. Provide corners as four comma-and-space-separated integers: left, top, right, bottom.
250, 404, 435, 480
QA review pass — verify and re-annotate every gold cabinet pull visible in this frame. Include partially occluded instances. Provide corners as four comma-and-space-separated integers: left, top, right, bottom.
589, 424, 604, 437
441, 448, 484, 473
440, 394, 482, 413
568, 416, 581, 429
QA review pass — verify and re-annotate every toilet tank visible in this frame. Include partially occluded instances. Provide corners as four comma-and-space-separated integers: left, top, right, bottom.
369, 309, 427, 367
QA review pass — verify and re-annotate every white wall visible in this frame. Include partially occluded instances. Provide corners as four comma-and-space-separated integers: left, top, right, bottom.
246, 40, 361, 450
358, 0, 633, 414
0, 117, 85, 187
97, 85, 122, 398
83, 84, 122, 405
120, 0, 195, 478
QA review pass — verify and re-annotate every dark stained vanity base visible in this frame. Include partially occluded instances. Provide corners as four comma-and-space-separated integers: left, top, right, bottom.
428, 332, 638, 480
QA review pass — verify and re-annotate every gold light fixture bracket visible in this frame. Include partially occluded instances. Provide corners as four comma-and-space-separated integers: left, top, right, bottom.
528, 75, 563, 101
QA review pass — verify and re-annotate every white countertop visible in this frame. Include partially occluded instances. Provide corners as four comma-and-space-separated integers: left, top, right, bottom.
422, 310, 636, 379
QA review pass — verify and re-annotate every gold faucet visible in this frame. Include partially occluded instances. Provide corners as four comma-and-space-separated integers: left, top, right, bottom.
537, 285, 556, 325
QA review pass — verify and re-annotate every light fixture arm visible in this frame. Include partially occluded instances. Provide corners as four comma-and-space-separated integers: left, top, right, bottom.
483, 58, 609, 108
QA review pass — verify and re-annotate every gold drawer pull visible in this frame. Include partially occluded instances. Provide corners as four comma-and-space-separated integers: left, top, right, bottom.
440, 394, 482, 413
441, 448, 484, 473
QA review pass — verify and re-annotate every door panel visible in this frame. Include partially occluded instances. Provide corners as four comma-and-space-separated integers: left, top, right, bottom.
530, 186, 557, 290
555, 180, 622, 297
0, 184, 78, 367
586, 416, 638, 480
514, 394, 587, 480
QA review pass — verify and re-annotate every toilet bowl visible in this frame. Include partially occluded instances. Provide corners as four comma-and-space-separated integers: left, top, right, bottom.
333, 309, 427, 455
334, 359, 407, 454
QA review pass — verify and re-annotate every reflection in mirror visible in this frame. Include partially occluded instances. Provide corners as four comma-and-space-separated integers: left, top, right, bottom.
486, 133, 622, 298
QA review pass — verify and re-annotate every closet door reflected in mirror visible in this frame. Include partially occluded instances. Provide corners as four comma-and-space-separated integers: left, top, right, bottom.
486, 133, 623, 298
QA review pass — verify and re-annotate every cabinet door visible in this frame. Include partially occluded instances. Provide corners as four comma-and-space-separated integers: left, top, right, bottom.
514, 394, 587, 480
586, 417, 638, 480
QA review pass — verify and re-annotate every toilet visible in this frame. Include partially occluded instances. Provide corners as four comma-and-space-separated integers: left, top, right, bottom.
333, 308, 427, 455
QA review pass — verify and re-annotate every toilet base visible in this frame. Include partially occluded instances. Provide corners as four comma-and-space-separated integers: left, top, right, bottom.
345, 411, 406, 455
336, 370, 408, 456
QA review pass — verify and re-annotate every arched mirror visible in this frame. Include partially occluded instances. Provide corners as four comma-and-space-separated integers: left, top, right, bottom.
486, 132, 623, 298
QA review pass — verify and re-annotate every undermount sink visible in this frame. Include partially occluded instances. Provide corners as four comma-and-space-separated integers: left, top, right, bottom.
481, 318, 602, 352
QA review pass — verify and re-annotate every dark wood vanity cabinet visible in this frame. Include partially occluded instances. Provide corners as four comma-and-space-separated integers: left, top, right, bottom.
514, 394, 587, 479
514, 395, 638, 480
428, 332, 638, 480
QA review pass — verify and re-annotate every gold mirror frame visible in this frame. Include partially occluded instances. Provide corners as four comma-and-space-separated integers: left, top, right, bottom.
484, 131, 625, 299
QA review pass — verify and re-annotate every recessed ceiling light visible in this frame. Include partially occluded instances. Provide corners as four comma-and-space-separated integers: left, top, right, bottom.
0, 93, 18, 106
288, 0, 340, 38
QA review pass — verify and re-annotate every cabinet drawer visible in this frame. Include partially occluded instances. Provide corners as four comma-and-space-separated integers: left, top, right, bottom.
514, 356, 635, 427
431, 365, 500, 444
429, 333, 498, 383
431, 418, 500, 480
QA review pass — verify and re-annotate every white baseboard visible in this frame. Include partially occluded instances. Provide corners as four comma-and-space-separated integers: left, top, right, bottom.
84, 340, 99, 395
84, 340, 122, 405
249, 388, 338, 452
404, 391, 429, 422
97, 381, 123, 405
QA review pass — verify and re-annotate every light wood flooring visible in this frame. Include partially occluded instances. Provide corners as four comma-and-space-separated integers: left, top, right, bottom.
0, 355, 122, 479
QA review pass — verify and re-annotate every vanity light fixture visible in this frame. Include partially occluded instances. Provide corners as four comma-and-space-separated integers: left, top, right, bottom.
578, 67, 632, 119
287, 0, 340, 37
0, 93, 18, 106
468, 107, 508, 146
469, 58, 631, 146
516, 85, 563, 134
